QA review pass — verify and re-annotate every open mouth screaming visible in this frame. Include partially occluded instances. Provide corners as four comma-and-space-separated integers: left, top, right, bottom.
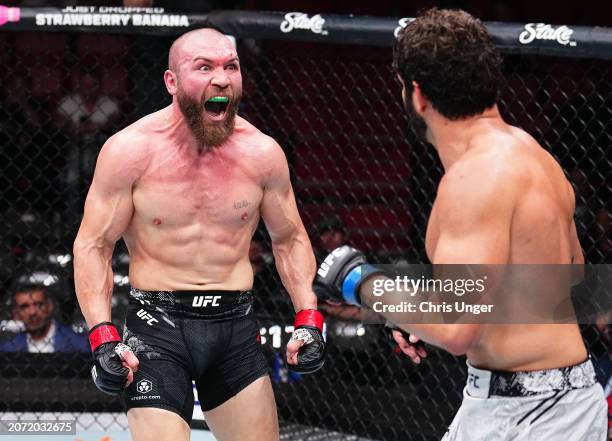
204, 96, 230, 118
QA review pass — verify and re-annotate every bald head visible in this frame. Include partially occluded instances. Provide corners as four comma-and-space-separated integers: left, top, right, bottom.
168, 28, 235, 72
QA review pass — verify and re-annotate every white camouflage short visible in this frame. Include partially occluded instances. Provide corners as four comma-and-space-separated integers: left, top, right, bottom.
442, 359, 607, 441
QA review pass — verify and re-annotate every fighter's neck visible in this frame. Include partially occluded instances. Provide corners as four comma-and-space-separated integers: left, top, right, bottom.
165, 103, 209, 153
429, 106, 501, 170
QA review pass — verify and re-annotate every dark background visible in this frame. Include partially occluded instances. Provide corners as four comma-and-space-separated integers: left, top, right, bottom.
0, 3, 610, 440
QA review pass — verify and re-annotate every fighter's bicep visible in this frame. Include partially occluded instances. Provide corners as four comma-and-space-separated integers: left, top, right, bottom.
259, 145, 303, 241
261, 178, 303, 242
77, 137, 139, 246
80, 182, 134, 246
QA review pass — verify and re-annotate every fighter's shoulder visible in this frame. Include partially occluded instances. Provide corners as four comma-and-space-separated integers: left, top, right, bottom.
446, 149, 521, 186
235, 116, 286, 162
97, 113, 158, 178
440, 137, 523, 204
111, 110, 163, 149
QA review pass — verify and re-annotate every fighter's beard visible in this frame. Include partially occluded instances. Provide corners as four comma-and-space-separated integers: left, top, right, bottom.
177, 89, 240, 151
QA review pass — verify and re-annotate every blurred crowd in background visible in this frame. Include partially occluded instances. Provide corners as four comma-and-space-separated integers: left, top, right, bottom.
0, 0, 610, 404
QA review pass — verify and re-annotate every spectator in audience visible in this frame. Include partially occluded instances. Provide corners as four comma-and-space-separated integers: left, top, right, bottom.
314, 216, 348, 262
0, 284, 88, 353
1, 75, 43, 134
313, 217, 361, 321
56, 71, 122, 224
56, 71, 121, 136
0, 75, 64, 214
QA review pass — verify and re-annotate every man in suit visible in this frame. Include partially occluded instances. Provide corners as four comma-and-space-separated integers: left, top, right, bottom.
0, 284, 88, 353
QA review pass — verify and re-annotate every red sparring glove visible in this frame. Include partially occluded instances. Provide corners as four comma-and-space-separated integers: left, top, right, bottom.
286, 309, 326, 374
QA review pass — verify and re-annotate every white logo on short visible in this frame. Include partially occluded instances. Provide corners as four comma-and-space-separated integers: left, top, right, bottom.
393, 17, 414, 38
137, 379, 152, 394
136, 309, 159, 326
467, 373, 480, 389
192, 295, 221, 307
519, 23, 576, 47
280, 12, 327, 35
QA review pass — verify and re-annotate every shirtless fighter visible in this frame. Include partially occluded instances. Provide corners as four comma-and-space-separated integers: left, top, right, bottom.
73, 28, 325, 441
315, 8, 607, 440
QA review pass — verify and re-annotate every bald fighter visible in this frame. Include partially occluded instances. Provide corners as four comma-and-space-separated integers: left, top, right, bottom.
315, 8, 606, 440
73, 28, 325, 441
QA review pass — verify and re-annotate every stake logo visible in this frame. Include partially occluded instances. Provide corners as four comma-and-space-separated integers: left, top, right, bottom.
280, 12, 327, 35
519, 23, 576, 47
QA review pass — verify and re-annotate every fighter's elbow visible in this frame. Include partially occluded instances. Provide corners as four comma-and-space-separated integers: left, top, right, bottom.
444, 340, 471, 356
270, 222, 303, 247
439, 325, 480, 356
72, 235, 87, 257
73, 233, 112, 259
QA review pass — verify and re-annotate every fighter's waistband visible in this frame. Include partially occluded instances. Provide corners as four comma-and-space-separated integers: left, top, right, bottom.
466, 358, 596, 398
129, 287, 253, 319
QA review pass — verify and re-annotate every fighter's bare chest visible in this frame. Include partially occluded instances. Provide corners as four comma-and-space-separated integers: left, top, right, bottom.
133, 159, 264, 227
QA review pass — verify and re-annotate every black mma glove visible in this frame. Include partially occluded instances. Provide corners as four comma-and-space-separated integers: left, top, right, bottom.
287, 309, 326, 374
385, 321, 428, 363
88, 322, 133, 395
385, 321, 409, 348
315, 245, 383, 305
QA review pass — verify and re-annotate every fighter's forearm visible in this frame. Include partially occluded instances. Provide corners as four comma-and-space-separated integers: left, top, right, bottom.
73, 239, 115, 328
272, 229, 318, 312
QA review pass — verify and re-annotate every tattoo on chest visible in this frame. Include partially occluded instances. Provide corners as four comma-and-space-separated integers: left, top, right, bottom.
233, 200, 249, 210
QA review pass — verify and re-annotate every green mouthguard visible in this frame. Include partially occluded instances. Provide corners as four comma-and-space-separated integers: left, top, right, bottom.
208, 96, 229, 103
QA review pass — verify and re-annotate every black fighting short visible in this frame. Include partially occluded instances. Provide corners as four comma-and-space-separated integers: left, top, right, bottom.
122, 287, 269, 423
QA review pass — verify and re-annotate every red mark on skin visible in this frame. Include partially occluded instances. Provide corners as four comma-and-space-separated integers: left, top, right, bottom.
153, 218, 162, 225
241, 212, 248, 220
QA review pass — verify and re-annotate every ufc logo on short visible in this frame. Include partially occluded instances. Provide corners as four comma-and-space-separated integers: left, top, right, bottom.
136, 309, 159, 326
467, 373, 480, 389
192, 295, 222, 307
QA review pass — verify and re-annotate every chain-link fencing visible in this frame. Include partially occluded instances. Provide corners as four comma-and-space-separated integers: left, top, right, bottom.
0, 8, 611, 441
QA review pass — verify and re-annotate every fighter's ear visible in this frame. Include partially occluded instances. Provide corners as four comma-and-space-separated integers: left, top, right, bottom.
411, 80, 428, 113
164, 69, 179, 96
